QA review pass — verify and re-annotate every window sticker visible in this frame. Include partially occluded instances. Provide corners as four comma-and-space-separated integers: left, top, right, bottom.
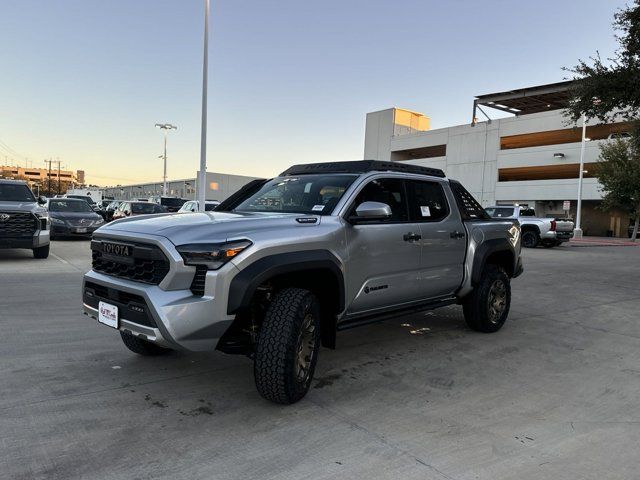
312, 205, 325, 212
420, 206, 431, 217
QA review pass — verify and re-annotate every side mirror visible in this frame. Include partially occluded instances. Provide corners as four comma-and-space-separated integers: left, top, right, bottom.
37, 195, 47, 205
349, 201, 392, 223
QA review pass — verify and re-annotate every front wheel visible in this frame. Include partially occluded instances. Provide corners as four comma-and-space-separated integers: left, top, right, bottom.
33, 244, 50, 259
254, 288, 321, 404
462, 265, 511, 333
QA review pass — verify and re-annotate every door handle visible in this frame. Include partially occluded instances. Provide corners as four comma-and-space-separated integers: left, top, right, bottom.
403, 232, 422, 242
450, 231, 465, 239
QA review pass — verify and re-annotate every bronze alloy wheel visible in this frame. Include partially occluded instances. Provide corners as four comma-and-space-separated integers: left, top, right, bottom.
487, 279, 507, 324
295, 312, 316, 383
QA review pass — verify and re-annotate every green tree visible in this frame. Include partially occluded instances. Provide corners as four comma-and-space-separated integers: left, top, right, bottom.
564, 1, 640, 132
595, 139, 640, 240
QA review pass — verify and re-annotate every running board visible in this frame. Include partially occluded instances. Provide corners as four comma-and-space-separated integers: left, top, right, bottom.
337, 297, 458, 331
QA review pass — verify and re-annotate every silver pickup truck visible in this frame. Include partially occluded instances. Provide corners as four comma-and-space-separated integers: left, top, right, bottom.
485, 205, 574, 248
83, 161, 523, 404
0, 179, 50, 258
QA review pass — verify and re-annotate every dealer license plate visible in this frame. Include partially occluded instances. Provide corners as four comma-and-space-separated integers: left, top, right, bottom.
98, 301, 118, 329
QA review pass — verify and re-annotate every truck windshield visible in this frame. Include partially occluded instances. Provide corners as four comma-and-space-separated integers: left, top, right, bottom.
0, 184, 36, 202
485, 207, 515, 218
233, 175, 357, 215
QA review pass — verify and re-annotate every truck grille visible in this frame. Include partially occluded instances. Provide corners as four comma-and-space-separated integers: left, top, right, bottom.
84, 281, 157, 328
0, 211, 37, 237
91, 239, 170, 285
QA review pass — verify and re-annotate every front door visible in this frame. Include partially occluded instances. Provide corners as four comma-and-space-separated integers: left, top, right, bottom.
344, 177, 425, 315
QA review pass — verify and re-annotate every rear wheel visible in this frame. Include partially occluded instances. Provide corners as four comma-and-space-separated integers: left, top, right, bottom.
521, 230, 539, 248
254, 288, 321, 404
33, 244, 50, 259
120, 331, 171, 356
462, 265, 511, 333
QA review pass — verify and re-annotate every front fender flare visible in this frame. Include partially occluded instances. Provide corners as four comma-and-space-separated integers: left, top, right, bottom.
227, 250, 345, 315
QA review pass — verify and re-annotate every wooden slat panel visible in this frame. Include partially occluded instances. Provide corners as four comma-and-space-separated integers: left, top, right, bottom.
498, 163, 597, 181
501, 122, 633, 150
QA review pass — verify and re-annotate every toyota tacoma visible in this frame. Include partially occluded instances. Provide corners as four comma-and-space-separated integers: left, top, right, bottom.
82, 161, 523, 404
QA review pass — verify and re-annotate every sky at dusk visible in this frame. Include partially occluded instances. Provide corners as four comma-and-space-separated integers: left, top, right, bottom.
0, 0, 626, 186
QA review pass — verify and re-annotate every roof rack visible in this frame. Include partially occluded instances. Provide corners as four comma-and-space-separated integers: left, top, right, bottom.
280, 160, 445, 178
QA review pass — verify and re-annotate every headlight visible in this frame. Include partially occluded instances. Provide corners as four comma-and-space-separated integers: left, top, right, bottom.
51, 217, 66, 225
93, 218, 104, 226
36, 212, 49, 220
177, 240, 252, 270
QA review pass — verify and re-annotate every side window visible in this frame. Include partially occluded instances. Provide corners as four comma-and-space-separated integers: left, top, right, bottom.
350, 178, 408, 222
407, 180, 449, 222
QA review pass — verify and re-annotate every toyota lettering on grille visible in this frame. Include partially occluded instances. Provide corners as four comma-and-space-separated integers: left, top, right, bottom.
102, 242, 132, 257
0, 213, 10, 222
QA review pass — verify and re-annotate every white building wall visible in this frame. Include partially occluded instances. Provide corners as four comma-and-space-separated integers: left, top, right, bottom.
364, 107, 604, 207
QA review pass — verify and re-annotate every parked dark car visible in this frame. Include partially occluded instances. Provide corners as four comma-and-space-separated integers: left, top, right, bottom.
47, 198, 104, 239
158, 197, 187, 212
112, 201, 166, 220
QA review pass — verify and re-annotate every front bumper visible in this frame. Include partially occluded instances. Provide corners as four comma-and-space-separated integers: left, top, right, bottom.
0, 229, 49, 249
82, 231, 238, 352
52, 224, 99, 237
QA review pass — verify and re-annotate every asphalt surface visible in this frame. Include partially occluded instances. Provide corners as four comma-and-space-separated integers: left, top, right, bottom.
1, 240, 639, 480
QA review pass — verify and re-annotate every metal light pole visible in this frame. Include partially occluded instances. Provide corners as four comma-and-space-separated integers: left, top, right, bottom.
155, 123, 177, 197
197, 0, 210, 212
574, 114, 587, 239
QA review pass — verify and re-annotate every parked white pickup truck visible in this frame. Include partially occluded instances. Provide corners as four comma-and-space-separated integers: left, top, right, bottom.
485, 205, 574, 248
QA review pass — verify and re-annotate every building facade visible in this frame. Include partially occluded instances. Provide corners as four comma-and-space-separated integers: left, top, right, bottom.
364, 82, 632, 237
0, 165, 81, 185
102, 171, 261, 202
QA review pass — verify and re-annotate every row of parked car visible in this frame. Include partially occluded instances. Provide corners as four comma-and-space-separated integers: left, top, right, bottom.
0, 177, 226, 259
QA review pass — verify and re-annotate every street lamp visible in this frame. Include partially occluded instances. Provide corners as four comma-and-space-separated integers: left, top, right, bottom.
574, 114, 588, 239
155, 123, 177, 197
197, 0, 210, 212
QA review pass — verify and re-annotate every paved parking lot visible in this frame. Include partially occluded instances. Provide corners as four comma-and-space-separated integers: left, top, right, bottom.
1, 240, 639, 480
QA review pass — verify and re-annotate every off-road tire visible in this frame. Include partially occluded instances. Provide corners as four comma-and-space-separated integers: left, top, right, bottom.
33, 244, 50, 259
254, 288, 321, 404
462, 265, 511, 333
120, 331, 171, 356
521, 230, 539, 248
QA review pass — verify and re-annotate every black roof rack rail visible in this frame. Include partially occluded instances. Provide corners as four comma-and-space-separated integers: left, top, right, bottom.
280, 160, 445, 178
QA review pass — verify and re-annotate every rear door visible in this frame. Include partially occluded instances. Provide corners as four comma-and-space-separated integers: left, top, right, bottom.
407, 179, 466, 298
344, 177, 425, 314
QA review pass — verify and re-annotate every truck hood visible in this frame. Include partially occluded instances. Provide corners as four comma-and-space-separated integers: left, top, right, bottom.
0, 201, 45, 214
101, 211, 320, 245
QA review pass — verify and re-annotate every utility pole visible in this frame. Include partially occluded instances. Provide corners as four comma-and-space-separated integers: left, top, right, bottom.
197, 0, 210, 212
46, 159, 52, 197
57, 158, 61, 196
155, 123, 177, 197
574, 114, 588, 239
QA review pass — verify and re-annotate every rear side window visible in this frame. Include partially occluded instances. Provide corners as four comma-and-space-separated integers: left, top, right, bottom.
349, 178, 408, 222
485, 207, 515, 218
407, 180, 449, 222
449, 180, 490, 220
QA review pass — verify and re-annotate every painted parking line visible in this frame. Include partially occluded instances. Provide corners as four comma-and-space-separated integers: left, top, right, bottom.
51, 252, 69, 264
